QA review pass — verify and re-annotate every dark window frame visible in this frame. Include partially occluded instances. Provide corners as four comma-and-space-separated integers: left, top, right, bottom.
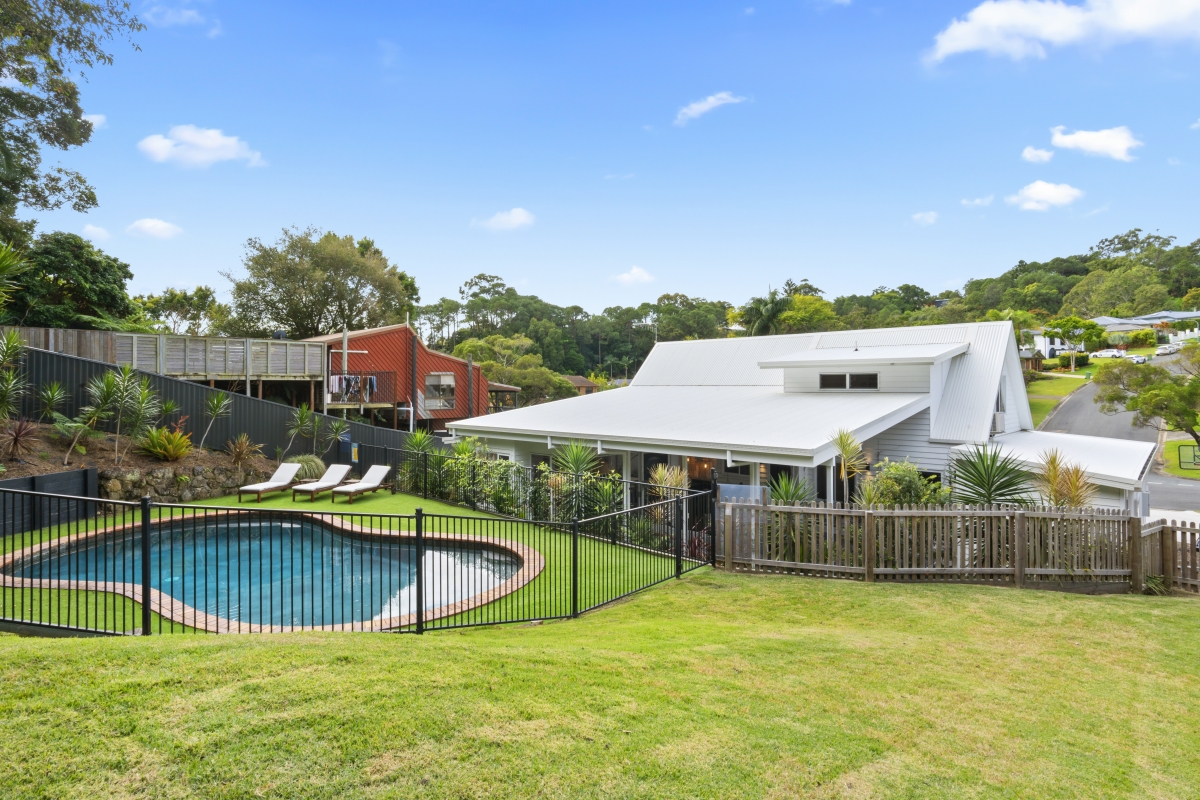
819, 373, 848, 390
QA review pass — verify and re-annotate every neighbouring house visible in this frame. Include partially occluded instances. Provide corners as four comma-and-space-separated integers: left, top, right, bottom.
448, 321, 1155, 511
303, 324, 490, 431
1019, 347, 1044, 371
565, 375, 599, 395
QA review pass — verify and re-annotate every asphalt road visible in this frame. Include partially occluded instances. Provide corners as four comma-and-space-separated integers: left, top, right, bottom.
1038, 359, 1198, 511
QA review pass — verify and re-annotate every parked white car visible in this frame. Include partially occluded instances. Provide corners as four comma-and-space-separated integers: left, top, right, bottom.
1156, 345, 1173, 356
1129, 354, 1147, 364
1092, 349, 1124, 358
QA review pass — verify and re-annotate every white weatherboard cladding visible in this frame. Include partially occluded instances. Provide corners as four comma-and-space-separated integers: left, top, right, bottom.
782, 364, 930, 393
872, 409, 954, 473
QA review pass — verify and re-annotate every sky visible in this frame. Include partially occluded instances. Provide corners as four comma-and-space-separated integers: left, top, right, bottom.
29, 0, 1200, 312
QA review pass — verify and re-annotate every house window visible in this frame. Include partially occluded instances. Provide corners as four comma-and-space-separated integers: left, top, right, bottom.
424, 373, 455, 410
849, 373, 879, 390
819, 373, 848, 389
820, 373, 879, 390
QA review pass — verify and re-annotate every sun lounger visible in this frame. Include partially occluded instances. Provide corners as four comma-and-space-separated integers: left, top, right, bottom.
291, 463, 353, 501
330, 465, 392, 504
238, 462, 303, 503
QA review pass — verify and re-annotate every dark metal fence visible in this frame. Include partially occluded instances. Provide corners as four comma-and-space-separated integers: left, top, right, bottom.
17, 348, 411, 457
0, 487, 713, 636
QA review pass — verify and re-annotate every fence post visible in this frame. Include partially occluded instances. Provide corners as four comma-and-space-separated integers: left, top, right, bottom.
675, 495, 683, 579
863, 509, 875, 583
1161, 520, 1174, 591
1129, 514, 1142, 594
140, 496, 152, 636
423, 451, 429, 500
415, 507, 425, 634
571, 516, 579, 618
710, 471, 718, 568
1014, 510, 1026, 589
470, 461, 477, 511
723, 502, 733, 572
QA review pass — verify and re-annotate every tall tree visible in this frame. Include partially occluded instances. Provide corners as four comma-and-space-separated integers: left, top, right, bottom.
1093, 359, 1200, 447
740, 289, 791, 336
0, 1, 142, 247
4, 231, 132, 327
220, 228, 419, 339
1042, 316, 1104, 372
137, 286, 228, 335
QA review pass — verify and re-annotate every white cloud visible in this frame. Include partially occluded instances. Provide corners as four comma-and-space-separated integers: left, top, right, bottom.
961, 195, 994, 206
126, 218, 183, 239
145, 6, 205, 26
81, 224, 109, 241
1192, 118, 1200, 130
1022, 145, 1053, 162
476, 208, 535, 231
615, 266, 654, 285
928, 0, 1200, 63
674, 91, 746, 126
1050, 125, 1142, 160
1005, 180, 1083, 211
912, 211, 939, 225
138, 125, 264, 168
744, 7, 755, 15
83, 113, 107, 129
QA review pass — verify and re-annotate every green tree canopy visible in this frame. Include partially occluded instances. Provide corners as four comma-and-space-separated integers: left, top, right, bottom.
220, 228, 419, 339
778, 295, 843, 333
137, 286, 228, 335
0, 1, 142, 246
4, 231, 132, 327
1093, 359, 1200, 447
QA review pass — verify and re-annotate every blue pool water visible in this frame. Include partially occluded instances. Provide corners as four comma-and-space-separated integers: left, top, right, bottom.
6, 518, 520, 628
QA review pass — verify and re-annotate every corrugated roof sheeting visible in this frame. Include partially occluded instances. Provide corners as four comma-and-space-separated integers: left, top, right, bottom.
812, 325, 968, 349
930, 322, 1012, 444
954, 430, 1155, 489
450, 385, 927, 456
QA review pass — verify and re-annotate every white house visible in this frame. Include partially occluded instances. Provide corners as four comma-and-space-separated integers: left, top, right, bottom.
448, 322, 1155, 511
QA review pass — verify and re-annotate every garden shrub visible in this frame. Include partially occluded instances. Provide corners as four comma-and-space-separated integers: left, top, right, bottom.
285, 454, 326, 480
1058, 352, 1089, 368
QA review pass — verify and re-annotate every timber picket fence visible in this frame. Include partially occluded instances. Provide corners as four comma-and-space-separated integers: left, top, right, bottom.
716, 499, 1200, 594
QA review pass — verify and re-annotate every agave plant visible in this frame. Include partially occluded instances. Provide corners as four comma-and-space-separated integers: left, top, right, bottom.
949, 445, 1031, 507
0, 418, 38, 460
35, 382, 67, 421
138, 427, 194, 461
552, 440, 600, 475
198, 392, 232, 450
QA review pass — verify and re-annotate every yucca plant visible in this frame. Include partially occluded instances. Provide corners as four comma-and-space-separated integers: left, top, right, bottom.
949, 445, 1031, 506
285, 453, 327, 480
0, 418, 38, 460
198, 392, 232, 450
320, 418, 350, 456
51, 408, 107, 466
769, 471, 814, 505
405, 428, 436, 454
853, 475, 882, 507
117, 377, 163, 463
553, 440, 600, 475
36, 382, 67, 421
0, 243, 29, 316
284, 403, 315, 457
138, 427, 194, 461
1033, 449, 1098, 508
831, 428, 867, 507
0, 368, 25, 419
0, 328, 25, 370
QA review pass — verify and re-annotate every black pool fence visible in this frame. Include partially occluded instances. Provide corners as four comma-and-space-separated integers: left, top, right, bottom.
0, 486, 714, 636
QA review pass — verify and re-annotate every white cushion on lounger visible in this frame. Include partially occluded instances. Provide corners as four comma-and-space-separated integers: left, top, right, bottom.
240, 462, 302, 492
331, 464, 392, 494
292, 464, 353, 493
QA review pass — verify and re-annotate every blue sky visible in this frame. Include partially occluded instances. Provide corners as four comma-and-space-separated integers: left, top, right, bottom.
31, 0, 1200, 310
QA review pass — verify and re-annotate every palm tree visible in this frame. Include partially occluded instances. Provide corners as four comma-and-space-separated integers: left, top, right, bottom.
949, 445, 1031, 506
831, 428, 867, 505
740, 289, 791, 336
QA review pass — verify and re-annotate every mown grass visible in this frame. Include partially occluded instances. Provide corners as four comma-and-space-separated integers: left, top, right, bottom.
1027, 375, 1085, 428
1, 572, 1199, 798
1161, 439, 1200, 483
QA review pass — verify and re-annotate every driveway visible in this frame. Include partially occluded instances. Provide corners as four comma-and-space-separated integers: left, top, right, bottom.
1037, 356, 1197, 511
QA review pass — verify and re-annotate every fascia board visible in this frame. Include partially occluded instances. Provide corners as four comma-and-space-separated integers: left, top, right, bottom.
758, 343, 968, 370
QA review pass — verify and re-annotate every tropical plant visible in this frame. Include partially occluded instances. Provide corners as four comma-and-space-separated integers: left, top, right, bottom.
138, 427, 194, 461
198, 392, 232, 450
553, 440, 600, 475
284, 403, 315, 457
50, 409, 106, 466
0, 328, 24, 370
0, 368, 25, 419
1032, 449, 1098, 508
831, 428, 867, 505
285, 454, 327, 480
949, 445, 1032, 506
853, 475, 882, 507
116, 377, 164, 463
320, 418, 350, 456
769, 471, 815, 505
864, 459, 950, 507
405, 428, 437, 454
35, 381, 67, 421
226, 434, 263, 471
0, 242, 30, 311
0, 418, 38, 460
740, 288, 791, 336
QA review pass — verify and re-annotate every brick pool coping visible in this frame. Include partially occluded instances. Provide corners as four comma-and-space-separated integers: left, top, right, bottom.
0, 509, 546, 633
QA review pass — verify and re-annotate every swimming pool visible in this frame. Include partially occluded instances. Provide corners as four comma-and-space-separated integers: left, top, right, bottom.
4, 517, 523, 630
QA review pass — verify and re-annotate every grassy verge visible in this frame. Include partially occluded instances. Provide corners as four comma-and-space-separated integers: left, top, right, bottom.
1, 573, 1199, 797
1027, 375, 1086, 428
1162, 439, 1200, 481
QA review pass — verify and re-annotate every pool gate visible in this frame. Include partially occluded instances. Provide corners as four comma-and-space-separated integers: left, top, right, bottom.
0, 484, 714, 636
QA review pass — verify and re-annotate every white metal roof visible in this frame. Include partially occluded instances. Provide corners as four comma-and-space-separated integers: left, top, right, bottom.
951, 431, 1155, 490
759, 342, 968, 369
449, 385, 928, 465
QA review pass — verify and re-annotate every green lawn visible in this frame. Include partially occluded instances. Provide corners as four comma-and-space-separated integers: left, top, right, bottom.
1, 573, 1199, 797
1162, 439, 1200, 482
1027, 375, 1086, 427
